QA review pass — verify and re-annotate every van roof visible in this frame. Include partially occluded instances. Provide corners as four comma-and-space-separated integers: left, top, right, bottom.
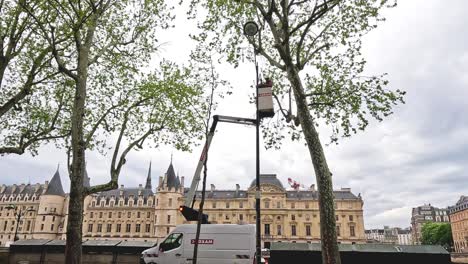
173, 224, 255, 234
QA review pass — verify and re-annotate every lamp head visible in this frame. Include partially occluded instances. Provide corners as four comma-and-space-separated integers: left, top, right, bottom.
243, 21, 259, 37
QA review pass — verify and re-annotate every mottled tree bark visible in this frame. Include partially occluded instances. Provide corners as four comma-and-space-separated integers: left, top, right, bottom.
65, 21, 95, 263
284, 58, 341, 264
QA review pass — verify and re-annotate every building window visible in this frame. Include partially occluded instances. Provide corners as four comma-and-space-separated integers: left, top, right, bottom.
137, 212, 141, 218
291, 225, 296, 236
306, 225, 311, 236
129, 200, 133, 207
116, 224, 121, 232
138, 200, 142, 206
92, 201, 96, 207
127, 212, 131, 218
3, 221, 7, 231
118, 212, 122, 218
239, 202, 243, 208
349, 215, 354, 222
126, 224, 131, 233
90, 212, 93, 218
97, 224, 102, 233
40, 224, 44, 231
226, 202, 230, 209
265, 201, 270, 209
107, 224, 112, 232
239, 214, 244, 221
291, 203, 295, 209
136, 224, 141, 233
26, 221, 31, 231
108, 212, 112, 218
99, 212, 103, 218
100, 201, 105, 207
167, 215, 171, 224
51, 224, 54, 231
156, 199, 158, 206
291, 215, 295, 221
265, 224, 270, 235
169, 198, 172, 207
336, 215, 339, 221
147, 212, 151, 218
110, 201, 114, 207
145, 224, 151, 233
225, 214, 230, 220
52, 216, 55, 221
336, 225, 341, 236
277, 225, 282, 236
305, 203, 309, 209
350, 226, 355, 237
166, 227, 170, 234
88, 224, 93, 232
42, 216, 46, 221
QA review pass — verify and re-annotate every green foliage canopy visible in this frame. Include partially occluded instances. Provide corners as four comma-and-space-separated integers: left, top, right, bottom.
421, 222, 453, 249
189, 0, 406, 148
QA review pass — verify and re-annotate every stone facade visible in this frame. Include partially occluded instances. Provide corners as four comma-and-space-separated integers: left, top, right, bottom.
365, 226, 412, 245
449, 196, 468, 253
0, 162, 366, 246
411, 204, 450, 245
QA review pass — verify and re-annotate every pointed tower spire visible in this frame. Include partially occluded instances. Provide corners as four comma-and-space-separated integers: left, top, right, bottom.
44, 166, 65, 196
145, 161, 152, 189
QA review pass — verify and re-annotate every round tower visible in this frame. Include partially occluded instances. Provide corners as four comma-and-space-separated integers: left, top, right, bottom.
154, 162, 184, 240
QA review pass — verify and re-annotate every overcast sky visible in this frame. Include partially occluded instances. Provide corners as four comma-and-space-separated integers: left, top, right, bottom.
1, 0, 467, 229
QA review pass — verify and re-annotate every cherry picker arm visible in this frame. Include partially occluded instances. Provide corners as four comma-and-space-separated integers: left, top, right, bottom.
179, 115, 257, 223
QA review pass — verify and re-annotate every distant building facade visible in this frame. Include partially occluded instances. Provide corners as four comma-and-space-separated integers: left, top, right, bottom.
365, 226, 412, 245
449, 196, 468, 253
0, 162, 366, 246
411, 204, 449, 245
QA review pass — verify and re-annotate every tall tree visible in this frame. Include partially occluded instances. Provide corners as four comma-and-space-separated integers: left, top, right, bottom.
189, 1, 404, 263
0, 0, 67, 155
22, 0, 206, 263
421, 222, 453, 250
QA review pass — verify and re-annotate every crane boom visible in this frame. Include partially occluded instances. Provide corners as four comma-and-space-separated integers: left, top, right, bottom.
179, 115, 256, 222
184, 115, 257, 208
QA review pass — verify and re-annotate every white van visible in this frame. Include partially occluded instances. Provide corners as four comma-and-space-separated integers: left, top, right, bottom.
141, 224, 256, 264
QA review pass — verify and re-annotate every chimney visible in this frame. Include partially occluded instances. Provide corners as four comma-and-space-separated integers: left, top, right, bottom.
181, 176, 185, 188
159, 176, 163, 187
34, 183, 40, 193
309, 184, 316, 191
235, 184, 240, 196
341, 187, 351, 192
138, 184, 143, 195
210, 184, 216, 192
120, 185, 124, 196
0, 184, 6, 193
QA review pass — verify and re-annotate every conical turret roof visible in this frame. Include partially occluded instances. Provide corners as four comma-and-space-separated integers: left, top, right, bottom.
166, 162, 180, 189
44, 167, 65, 196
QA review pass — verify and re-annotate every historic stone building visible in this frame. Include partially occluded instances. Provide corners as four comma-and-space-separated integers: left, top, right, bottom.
0, 162, 366, 246
411, 204, 450, 245
449, 195, 468, 253
365, 226, 412, 245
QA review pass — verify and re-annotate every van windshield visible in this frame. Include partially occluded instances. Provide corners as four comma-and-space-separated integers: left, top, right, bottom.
160, 233, 183, 251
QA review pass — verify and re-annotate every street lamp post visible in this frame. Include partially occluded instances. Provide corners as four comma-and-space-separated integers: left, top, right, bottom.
243, 21, 262, 264
6, 205, 35, 242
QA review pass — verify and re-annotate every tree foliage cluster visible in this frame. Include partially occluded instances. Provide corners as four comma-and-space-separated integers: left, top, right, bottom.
421, 222, 454, 249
